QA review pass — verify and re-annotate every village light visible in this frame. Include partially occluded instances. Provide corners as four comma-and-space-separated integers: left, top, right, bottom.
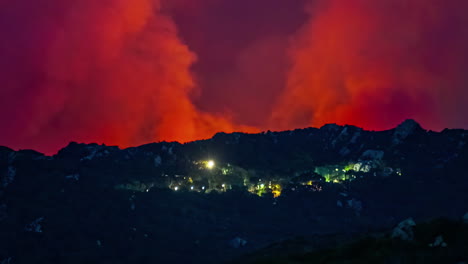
174, 186, 179, 191
191, 186, 194, 190
206, 160, 215, 169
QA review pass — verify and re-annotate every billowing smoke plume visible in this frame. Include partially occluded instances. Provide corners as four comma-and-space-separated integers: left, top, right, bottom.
2, 0, 468, 153
167, 0, 308, 128
273, 0, 468, 131
0, 0, 255, 153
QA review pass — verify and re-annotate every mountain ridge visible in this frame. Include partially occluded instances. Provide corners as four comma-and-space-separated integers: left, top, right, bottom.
0, 119, 432, 156
0, 119, 467, 263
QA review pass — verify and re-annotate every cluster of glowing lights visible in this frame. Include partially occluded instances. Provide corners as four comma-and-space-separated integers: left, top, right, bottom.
271, 184, 282, 198
250, 182, 282, 197
173, 185, 207, 191
168, 161, 400, 196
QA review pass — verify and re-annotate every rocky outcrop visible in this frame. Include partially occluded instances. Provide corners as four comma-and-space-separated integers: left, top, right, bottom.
229, 237, 247, 249
392, 119, 424, 144
392, 218, 416, 241
24, 217, 44, 233
429, 235, 447, 247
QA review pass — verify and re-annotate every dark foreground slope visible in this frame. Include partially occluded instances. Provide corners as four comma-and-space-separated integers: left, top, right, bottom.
233, 218, 468, 264
0, 120, 467, 263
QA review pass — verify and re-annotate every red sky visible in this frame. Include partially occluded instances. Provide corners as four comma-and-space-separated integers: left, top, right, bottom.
1, 0, 468, 154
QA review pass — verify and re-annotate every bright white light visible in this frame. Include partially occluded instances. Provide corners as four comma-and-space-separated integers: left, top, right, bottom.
222, 184, 225, 188
174, 186, 179, 191
260, 184, 265, 188
191, 186, 194, 190
202, 186, 205, 190
206, 160, 215, 169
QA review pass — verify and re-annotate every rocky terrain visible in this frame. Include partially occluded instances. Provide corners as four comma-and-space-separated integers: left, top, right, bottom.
0, 120, 467, 263
233, 217, 468, 264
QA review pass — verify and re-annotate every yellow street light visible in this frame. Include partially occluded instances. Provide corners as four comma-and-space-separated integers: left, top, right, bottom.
206, 160, 215, 169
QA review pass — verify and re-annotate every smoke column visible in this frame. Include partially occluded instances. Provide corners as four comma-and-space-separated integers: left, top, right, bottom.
273, 0, 468, 131
0, 0, 255, 154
